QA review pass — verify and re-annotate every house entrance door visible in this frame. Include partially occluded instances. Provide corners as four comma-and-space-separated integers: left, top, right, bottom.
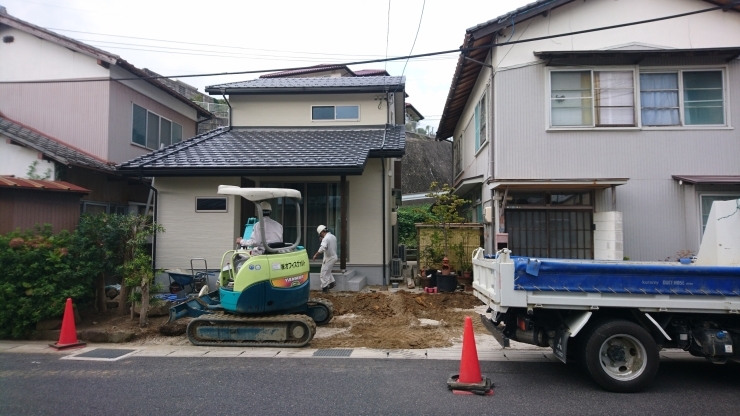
505, 209, 593, 259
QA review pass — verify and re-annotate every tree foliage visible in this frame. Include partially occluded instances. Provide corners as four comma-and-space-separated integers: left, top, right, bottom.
0, 226, 93, 338
397, 204, 434, 247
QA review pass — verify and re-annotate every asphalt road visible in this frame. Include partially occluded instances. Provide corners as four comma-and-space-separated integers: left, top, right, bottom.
1, 353, 739, 415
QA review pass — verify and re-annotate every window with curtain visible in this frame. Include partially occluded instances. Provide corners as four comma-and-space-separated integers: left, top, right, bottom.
640, 70, 725, 127
594, 71, 634, 127
551, 70, 634, 127
640, 73, 680, 126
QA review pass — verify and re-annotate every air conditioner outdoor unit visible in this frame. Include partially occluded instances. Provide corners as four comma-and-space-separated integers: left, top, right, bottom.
398, 244, 407, 263
390, 258, 402, 278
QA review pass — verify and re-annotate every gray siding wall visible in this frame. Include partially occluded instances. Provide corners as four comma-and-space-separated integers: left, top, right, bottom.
0, 82, 110, 160
493, 60, 740, 261
108, 80, 197, 164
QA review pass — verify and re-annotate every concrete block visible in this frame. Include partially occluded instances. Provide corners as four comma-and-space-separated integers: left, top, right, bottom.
593, 221, 622, 231
593, 211, 622, 222
346, 275, 367, 292
594, 230, 623, 241
594, 249, 624, 261
594, 239, 624, 251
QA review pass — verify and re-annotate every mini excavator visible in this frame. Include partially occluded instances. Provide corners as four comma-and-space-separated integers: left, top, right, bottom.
168, 186, 333, 347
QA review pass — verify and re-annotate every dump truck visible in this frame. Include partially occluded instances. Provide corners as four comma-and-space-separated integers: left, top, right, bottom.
473, 199, 740, 392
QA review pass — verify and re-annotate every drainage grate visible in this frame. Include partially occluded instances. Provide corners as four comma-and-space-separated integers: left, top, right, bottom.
313, 349, 353, 357
62, 348, 138, 361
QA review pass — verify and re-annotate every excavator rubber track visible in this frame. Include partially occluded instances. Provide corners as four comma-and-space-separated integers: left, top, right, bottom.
307, 298, 334, 326
187, 313, 317, 348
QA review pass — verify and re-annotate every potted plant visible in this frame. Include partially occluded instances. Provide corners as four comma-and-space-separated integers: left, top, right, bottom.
424, 182, 468, 292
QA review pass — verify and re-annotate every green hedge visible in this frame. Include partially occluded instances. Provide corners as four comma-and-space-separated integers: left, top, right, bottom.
0, 226, 93, 338
0, 215, 137, 338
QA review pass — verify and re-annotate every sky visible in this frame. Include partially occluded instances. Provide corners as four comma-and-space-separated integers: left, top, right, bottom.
2, 0, 533, 133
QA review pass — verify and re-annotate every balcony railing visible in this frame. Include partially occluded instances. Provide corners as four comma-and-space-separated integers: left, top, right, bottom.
194, 102, 230, 118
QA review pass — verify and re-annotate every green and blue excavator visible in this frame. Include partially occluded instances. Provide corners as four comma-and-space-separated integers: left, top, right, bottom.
168, 186, 333, 347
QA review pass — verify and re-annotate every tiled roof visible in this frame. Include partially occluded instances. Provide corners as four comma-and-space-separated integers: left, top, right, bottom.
0, 176, 90, 193
206, 76, 404, 94
0, 117, 115, 172
354, 69, 390, 76
260, 64, 352, 78
117, 125, 406, 176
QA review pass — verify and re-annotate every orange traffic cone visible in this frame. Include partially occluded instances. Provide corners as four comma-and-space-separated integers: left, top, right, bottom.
446, 316, 493, 395
49, 298, 86, 350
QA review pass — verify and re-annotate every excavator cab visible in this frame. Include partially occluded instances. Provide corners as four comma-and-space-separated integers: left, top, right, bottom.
167, 186, 333, 347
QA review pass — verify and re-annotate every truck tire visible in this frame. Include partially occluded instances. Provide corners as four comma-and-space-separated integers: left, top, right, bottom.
581, 319, 659, 393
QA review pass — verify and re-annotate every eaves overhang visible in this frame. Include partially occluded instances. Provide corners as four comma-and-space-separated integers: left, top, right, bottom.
205, 85, 404, 95
489, 178, 629, 191
534, 47, 740, 66
672, 175, 740, 185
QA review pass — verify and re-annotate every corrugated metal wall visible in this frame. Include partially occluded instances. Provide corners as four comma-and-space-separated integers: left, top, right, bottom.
0, 82, 110, 160
493, 60, 740, 261
0, 189, 83, 234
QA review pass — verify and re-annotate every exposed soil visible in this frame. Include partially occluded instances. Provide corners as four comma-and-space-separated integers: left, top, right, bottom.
75, 289, 486, 349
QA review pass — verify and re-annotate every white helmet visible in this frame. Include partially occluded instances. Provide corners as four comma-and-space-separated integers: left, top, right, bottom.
259, 201, 272, 212
317, 225, 327, 235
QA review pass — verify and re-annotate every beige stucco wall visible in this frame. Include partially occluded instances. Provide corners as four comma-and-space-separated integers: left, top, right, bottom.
154, 160, 394, 271
229, 93, 388, 127
154, 176, 240, 271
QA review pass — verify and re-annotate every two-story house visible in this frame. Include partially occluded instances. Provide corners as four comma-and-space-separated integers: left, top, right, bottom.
118, 73, 407, 289
0, 7, 211, 219
437, 0, 740, 261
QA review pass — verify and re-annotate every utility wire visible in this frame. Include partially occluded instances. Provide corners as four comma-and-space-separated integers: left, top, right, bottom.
51, 28, 390, 58
0, 4, 727, 85
400, 0, 425, 79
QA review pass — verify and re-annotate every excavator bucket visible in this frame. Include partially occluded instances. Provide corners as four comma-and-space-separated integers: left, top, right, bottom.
168, 291, 223, 323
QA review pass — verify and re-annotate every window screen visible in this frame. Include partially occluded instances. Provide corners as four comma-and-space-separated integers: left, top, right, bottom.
172, 123, 183, 144
160, 119, 172, 148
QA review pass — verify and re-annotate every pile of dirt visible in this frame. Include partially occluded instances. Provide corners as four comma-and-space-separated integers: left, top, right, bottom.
76, 289, 486, 349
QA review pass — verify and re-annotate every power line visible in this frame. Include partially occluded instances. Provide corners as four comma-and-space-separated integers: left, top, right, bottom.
50, 27, 390, 58
0, 4, 726, 85
400, 0, 425, 79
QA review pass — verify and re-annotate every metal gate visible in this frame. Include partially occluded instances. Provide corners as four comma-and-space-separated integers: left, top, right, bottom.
505, 209, 593, 259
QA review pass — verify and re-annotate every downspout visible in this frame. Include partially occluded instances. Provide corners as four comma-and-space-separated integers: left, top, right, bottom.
379, 92, 390, 291
221, 90, 232, 131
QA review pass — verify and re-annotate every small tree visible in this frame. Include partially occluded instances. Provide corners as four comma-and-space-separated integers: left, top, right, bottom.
119, 215, 164, 327
425, 182, 468, 258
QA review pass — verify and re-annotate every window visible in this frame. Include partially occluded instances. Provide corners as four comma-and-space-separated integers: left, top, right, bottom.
474, 96, 487, 150
195, 197, 227, 213
311, 105, 360, 121
453, 135, 462, 176
700, 194, 740, 236
261, 182, 347, 259
132, 104, 183, 150
550, 70, 635, 127
641, 70, 725, 126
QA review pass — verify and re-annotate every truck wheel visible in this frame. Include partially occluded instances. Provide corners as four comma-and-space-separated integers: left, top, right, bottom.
582, 319, 659, 393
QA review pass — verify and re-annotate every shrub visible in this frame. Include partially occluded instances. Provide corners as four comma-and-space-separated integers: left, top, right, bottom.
0, 226, 93, 338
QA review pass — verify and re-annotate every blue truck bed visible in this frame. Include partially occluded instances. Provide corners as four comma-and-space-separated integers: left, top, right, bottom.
513, 257, 740, 297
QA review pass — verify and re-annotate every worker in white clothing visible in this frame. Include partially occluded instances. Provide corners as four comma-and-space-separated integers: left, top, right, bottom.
236, 202, 283, 251
313, 225, 337, 293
